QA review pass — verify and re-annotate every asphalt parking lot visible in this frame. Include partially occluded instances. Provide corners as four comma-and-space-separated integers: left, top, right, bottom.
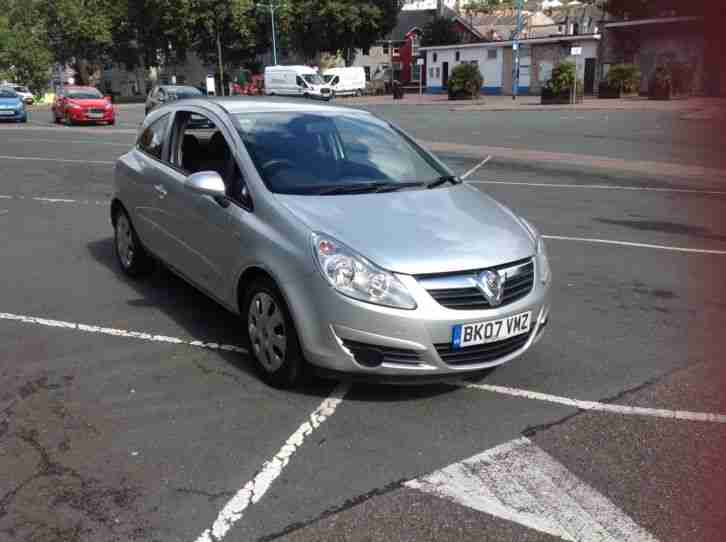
1, 101, 725, 542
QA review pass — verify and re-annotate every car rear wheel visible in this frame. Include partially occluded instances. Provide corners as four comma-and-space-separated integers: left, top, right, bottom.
245, 278, 305, 388
113, 208, 153, 277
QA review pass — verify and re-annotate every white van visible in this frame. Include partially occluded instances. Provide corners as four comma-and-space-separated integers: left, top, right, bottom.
264, 65, 332, 100
322, 67, 366, 97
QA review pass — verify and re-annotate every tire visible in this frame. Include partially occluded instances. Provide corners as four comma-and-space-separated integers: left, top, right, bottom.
355, 89, 362, 97
64, 112, 73, 126
244, 277, 306, 388
113, 207, 153, 277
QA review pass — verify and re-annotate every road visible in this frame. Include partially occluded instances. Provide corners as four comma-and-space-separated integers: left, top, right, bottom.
1, 100, 725, 542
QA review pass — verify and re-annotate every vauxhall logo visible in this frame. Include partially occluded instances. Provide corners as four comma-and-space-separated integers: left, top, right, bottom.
476, 269, 505, 307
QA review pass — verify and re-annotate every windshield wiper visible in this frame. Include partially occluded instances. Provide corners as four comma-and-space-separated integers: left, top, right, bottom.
319, 181, 423, 195
426, 175, 461, 189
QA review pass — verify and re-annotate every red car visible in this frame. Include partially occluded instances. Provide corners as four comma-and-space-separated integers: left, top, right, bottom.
52, 86, 115, 126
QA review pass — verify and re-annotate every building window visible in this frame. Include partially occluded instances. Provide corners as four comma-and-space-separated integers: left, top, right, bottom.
433, 53, 437, 63
363, 47, 370, 56
412, 63, 422, 82
469, 60, 478, 67
383, 43, 389, 55
393, 47, 400, 56
364, 66, 371, 81
487, 49, 497, 60
429, 67, 434, 78
455, 51, 460, 61
411, 35, 420, 57
435, 67, 440, 79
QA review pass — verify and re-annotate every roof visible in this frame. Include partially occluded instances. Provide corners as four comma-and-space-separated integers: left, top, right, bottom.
383, 7, 482, 41
420, 33, 600, 50
197, 97, 372, 116
604, 16, 704, 28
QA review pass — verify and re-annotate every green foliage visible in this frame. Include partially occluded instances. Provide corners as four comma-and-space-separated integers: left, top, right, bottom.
463, 0, 514, 14
606, 63, 640, 93
546, 61, 576, 94
421, 17, 461, 47
283, 0, 401, 64
448, 63, 483, 99
0, 0, 53, 93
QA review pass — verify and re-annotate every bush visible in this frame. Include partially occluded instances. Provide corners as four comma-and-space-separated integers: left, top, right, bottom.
607, 63, 640, 94
448, 63, 483, 100
546, 61, 575, 94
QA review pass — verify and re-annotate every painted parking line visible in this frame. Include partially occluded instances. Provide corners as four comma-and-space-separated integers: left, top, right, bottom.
0, 154, 115, 165
194, 382, 350, 542
543, 235, 726, 256
461, 155, 492, 179
463, 382, 726, 423
468, 179, 726, 196
6, 137, 130, 147
0, 312, 247, 354
0, 194, 107, 205
407, 436, 659, 541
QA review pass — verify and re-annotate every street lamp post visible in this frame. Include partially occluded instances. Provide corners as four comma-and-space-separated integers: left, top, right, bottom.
512, 0, 524, 100
259, 2, 281, 66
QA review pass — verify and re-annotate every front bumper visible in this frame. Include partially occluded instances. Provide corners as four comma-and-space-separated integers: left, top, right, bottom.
0, 109, 27, 121
285, 264, 551, 377
68, 108, 115, 123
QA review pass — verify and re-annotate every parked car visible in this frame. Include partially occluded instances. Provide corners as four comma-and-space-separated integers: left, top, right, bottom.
264, 65, 332, 100
52, 86, 115, 125
111, 98, 551, 387
322, 67, 366, 97
0, 87, 27, 123
5, 84, 34, 105
145, 85, 204, 115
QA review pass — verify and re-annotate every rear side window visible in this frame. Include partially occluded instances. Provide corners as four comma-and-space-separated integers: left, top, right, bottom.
137, 114, 169, 160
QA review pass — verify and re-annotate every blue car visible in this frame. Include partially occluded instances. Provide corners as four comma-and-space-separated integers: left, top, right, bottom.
0, 87, 28, 123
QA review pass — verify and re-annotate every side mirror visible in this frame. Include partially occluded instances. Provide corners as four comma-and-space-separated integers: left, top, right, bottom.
105, 95, 113, 103
186, 171, 227, 204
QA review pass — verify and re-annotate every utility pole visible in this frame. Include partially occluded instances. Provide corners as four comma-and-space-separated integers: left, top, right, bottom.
512, 0, 524, 100
259, 2, 280, 66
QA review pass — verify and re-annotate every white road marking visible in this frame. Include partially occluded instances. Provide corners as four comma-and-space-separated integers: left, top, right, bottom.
543, 235, 726, 256
8, 137, 130, 146
0, 194, 107, 205
407, 437, 659, 542
0, 312, 247, 354
461, 155, 492, 179
194, 383, 350, 542
0, 155, 114, 165
464, 382, 726, 423
467, 179, 726, 196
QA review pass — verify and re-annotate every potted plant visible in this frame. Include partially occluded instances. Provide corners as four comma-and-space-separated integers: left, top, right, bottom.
599, 63, 640, 99
448, 63, 483, 100
541, 61, 582, 104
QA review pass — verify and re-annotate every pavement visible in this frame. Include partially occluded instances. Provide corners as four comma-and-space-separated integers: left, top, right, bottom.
1, 100, 725, 542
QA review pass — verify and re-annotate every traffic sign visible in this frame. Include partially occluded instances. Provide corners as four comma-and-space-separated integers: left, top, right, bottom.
570, 46, 582, 56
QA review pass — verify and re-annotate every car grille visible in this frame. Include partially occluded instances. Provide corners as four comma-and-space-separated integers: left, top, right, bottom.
418, 258, 534, 311
90, 108, 105, 114
434, 329, 533, 366
341, 339, 421, 367
321, 88, 331, 94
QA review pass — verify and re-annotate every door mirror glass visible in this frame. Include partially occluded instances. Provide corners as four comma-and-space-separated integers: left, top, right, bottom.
186, 171, 226, 199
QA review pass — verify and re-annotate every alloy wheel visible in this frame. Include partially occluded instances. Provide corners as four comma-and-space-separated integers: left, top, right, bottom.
248, 292, 287, 373
115, 214, 135, 269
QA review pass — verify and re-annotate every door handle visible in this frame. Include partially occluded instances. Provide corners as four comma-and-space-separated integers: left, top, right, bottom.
154, 184, 168, 198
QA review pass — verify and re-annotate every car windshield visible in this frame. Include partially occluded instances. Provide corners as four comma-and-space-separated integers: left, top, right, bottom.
302, 74, 324, 85
14, 86, 29, 93
235, 111, 447, 195
0, 88, 18, 98
67, 89, 103, 99
168, 87, 202, 99
322, 75, 334, 83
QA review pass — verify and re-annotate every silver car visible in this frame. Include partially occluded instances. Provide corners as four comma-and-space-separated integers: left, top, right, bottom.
112, 98, 551, 387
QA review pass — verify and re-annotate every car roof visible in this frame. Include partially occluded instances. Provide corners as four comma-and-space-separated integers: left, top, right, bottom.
159, 85, 200, 91
196, 97, 372, 115
64, 86, 100, 92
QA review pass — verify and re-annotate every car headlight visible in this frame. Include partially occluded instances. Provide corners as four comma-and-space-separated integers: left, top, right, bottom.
520, 218, 550, 285
105, 102, 113, 110
312, 233, 417, 310
67, 102, 81, 109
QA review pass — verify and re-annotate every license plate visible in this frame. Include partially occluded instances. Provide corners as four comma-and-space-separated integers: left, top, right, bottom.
0, 110, 14, 115
452, 311, 532, 350
87, 112, 103, 118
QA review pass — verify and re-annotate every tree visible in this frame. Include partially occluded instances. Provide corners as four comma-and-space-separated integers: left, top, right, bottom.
421, 17, 461, 47
463, 0, 514, 15
448, 62, 483, 99
284, 0, 401, 65
42, 0, 122, 85
0, 0, 53, 93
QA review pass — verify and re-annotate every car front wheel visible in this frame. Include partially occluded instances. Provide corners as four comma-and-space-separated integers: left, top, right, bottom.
245, 278, 305, 388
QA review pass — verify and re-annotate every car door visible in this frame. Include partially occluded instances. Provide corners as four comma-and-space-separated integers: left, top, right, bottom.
156, 107, 251, 297
124, 112, 176, 262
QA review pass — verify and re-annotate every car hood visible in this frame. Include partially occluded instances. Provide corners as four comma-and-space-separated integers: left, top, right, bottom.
68, 99, 109, 108
0, 97, 21, 106
276, 184, 535, 275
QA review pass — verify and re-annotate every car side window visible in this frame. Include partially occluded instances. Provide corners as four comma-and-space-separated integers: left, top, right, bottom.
137, 114, 170, 160
296, 76, 305, 88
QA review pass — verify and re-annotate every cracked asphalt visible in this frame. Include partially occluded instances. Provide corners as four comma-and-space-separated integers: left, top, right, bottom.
1, 100, 725, 541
